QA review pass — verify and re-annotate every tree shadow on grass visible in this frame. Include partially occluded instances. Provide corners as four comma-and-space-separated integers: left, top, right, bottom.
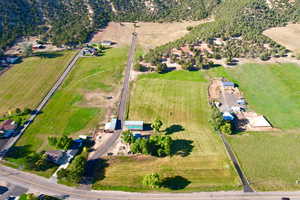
164, 124, 185, 135
34, 52, 63, 59
171, 139, 194, 157
84, 158, 109, 184
161, 176, 191, 190
5, 145, 32, 159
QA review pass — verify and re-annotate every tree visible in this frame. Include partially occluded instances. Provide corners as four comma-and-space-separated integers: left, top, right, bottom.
134, 63, 144, 72
57, 135, 73, 150
48, 136, 58, 147
142, 173, 161, 188
21, 43, 33, 57
151, 119, 163, 132
156, 63, 167, 73
121, 130, 135, 144
220, 122, 233, 135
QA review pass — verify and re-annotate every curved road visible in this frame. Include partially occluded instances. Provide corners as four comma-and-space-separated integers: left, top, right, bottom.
0, 164, 297, 200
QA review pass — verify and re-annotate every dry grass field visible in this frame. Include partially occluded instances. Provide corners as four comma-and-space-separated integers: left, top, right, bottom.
93, 71, 239, 192
92, 20, 211, 50
263, 23, 300, 53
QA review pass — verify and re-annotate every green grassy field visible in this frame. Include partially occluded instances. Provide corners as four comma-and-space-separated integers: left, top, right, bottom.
228, 63, 300, 129
6, 47, 128, 170
93, 70, 239, 191
227, 131, 300, 191
207, 63, 300, 191
0, 51, 78, 115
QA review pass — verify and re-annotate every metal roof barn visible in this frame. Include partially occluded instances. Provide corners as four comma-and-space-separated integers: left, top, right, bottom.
124, 121, 144, 131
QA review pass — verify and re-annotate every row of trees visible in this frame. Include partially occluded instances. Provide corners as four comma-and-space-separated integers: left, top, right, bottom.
0, 107, 33, 127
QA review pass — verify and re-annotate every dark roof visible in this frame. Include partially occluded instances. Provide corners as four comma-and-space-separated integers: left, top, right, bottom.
45, 150, 65, 163
0, 120, 17, 131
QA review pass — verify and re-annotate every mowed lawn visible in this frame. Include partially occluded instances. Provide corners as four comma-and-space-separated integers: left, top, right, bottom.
10, 47, 128, 155
227, 131, 300, 191
93, 71, 239, 191
228, 63, 300, 129
0, 51, 78, 115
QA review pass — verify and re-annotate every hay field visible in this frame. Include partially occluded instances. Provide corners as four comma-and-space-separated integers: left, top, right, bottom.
92, 20, 211, 50
93, 71, 239, 191
263, 23, 300, 53
0, 50, 77, 115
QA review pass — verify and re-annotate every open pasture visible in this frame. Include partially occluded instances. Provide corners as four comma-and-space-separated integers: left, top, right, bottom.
93, 71, 239, 191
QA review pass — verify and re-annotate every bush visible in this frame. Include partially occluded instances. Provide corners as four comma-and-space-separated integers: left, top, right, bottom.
48, 135, 73, 150
156, 63, 168, 73
142, 173, 161, 188
220, 122, 233, 135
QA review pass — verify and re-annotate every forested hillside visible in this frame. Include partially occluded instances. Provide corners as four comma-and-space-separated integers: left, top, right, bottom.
0, 0, 219, 50
0, 0, 299, 51
145, 0, 300, 61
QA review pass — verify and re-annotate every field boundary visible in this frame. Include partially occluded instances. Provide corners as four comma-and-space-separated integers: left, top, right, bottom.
219, 132, 254, 192
0, 49, 82, 160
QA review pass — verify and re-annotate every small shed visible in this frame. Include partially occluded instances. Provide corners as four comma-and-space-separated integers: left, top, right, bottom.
101, 40, 113, 46
105, 118, 117, 132
223, 112, 234, 121
124, 121, 144, 131
222, 81, 235, 89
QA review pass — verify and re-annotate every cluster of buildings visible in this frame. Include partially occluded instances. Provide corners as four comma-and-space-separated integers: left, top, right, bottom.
210, 78, 272, 131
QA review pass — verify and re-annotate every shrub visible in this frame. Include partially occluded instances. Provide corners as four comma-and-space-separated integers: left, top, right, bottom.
142, 173, 161, 188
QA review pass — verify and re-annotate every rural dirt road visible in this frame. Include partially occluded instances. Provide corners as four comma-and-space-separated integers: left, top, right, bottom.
87, 32, 137, 161
0, 49, 83, 160
0, 164, 298, 200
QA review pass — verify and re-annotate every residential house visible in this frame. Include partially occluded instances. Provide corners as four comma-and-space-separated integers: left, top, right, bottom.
45, 150, 67, 165
0, 120, 17, 138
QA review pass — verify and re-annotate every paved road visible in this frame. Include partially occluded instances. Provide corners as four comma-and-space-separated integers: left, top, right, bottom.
0, 164, 299, 200
88, 33, 137, 161
0, 49, 83, 160
0, 182, 27, 200
219, 133, 254, 192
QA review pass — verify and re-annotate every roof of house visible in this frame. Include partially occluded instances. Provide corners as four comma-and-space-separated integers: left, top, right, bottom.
45, 150, 65, 162
222, 81, 235, 87
0, 120, 17, 131
223, 112, 234, 120
124, 121, 144, 126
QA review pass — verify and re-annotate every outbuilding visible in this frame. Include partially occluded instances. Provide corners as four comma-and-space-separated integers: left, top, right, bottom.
124, 121, 144, 131
222, 81, 235, 89
105, 118, 117, 132
223, 112, 235, 121
0, 120, 17, 138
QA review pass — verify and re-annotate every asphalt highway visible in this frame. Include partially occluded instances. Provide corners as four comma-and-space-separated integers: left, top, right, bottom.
0, 164, 299, 200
